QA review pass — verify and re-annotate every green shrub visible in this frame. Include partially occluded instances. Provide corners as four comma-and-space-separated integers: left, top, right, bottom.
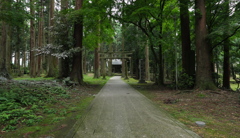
0, 82, 70, 132
177, 73, 195, 90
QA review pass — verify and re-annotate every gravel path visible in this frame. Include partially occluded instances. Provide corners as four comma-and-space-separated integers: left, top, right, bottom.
72, 76, 200, 138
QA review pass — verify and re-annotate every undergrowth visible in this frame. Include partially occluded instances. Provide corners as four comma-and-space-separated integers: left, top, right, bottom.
0, 81, 69, 132
0, 73, 110, 137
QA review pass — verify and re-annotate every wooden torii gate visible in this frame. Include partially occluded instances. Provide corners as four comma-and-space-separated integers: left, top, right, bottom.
99, 51, 133, 79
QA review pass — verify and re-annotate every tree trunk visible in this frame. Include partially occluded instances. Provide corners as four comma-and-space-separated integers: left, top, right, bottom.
16, 50, 21, 76
37, 0, 44, 76
222, 0, 230, 89
58, 0, 70, 79
47, 0, 57, 77
102, 59, 106, 79
121, 37, 126, 78
6, 25, 11, 74
158, 21, 164, 85
145, 41, 150, 81
16, 26, 22, 76
30, 0, 36, 77
83, 49, 87, 74
0, 22, 11, 79
70, 0, 84, 85
179, 0, 195, 77
108, 44, 113, 76
195, 0, 216, 90
231, 64, 236, 79
94, 47, 100, 78
223, 39, 230, 89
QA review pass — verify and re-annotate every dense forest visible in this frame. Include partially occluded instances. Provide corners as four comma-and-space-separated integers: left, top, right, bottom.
0, 0, 240, 90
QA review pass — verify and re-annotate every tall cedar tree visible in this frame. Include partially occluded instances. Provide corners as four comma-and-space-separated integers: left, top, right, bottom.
179, 0, 195, 77
58, 0, 70, 78
0, 0, 11, 79
195, 0, 216, 90
70, 0, 84, 84
47, 0, 58, 77
30, 0, 37, 77
222, 0, 230, 89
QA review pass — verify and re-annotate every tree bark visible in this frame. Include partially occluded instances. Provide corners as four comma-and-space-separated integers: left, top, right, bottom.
58, 0, 70, 79
83, 49, 87, 74
94, 17, 101, 78
158, 21, 164, 85
70, 0, 84, 85
30, 0, 36, 77
6, 25, 11, 74
94, 47, 100, 78
179, 0, 195, 77
47, 0, 58, 77
222, 0, 230, 89
195, 0, 216, 90
121, 37, 126, 78
145, 41, 150, 81
0, 22, 11, 79
0, 0, 11, 79
108, 44, 113, 76
231, 64, 235, 79
37, 0, 44, 76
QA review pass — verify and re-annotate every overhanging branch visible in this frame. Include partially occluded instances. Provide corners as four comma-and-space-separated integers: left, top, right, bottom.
212, 25, 240, 49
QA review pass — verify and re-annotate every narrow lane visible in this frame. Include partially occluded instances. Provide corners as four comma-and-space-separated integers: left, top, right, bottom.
73, 76, 200, 138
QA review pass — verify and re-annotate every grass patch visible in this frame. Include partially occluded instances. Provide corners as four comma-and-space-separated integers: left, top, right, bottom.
84, 73, 110, 85
231, 83, 239, 91
14, 75, 55, 81
0, 73, 110, 138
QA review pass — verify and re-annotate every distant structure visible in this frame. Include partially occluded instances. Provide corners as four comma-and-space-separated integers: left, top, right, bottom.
112, 59, 122, 73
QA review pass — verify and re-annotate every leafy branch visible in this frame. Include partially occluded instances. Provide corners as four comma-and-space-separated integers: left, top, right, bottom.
212, 25, 240, 49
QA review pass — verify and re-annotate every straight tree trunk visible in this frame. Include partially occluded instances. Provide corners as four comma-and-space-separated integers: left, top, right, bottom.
158, 22, 164, 85
94, 17, 101, 78
30, 0, 36, 77
0, 22, 11, 79
100, 45, 106, 79
16, 50, 21, 76
47, 0, 57, 77
16, 26, 22, 76
58, 0, 70, 79
70, 0, 84, 85
6, 25, 11, 74
94, 47, 100, 78
37, 0, 44, 76
108, 43, 113, 76
222, 0, 230, 89
231, 64, 236, 79
179, 0, 195, 77
145, 41, 150, 81
195, 0, 216, 90
121, 37, 126, 78
83, 49, 87, 74
121, 0, 126, 78
23, 50, 26, 68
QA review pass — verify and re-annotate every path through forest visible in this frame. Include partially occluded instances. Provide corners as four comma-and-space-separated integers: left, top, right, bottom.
69, 76, 200, 138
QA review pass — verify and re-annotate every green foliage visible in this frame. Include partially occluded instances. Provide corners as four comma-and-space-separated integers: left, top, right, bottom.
0, 1, 31, 27
0, 82, 69, 132
177, 73, 195, 90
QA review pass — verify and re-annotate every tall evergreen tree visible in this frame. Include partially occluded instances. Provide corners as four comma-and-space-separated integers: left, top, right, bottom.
179, 0, 195, 77
70, 0, 84, 84
0, 0, 11, 79
195, 0, 216, 90
222, 0, 230, 89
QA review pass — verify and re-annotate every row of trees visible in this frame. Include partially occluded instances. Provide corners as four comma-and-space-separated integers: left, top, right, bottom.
0, 0, 240, 90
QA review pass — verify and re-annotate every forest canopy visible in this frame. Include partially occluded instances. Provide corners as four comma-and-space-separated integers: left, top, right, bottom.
0, 0, 240, 90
